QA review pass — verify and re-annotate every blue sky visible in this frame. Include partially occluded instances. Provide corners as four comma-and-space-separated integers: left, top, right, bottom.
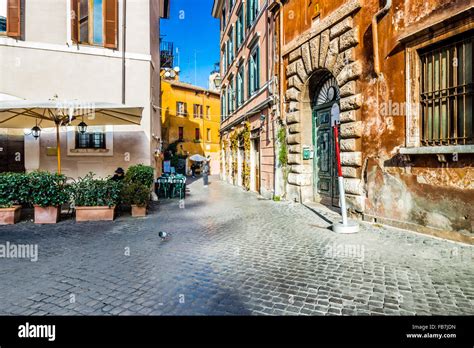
160, 0, 220, 89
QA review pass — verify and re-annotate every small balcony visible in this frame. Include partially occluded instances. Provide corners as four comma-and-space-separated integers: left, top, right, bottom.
160, 40, 174, 68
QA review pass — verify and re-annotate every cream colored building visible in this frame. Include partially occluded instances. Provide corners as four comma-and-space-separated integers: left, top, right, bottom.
0, 0, 170, 178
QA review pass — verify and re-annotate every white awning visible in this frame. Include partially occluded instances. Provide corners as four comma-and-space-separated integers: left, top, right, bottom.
0, 100, 143, 128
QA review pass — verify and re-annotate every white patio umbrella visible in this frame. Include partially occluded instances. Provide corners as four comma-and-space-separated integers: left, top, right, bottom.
189, 154, 207, 162
0, 99, 143, 173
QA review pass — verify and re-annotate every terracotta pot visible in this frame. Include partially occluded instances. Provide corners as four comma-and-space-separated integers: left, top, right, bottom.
75, 206, 115, 222
34, 205, 60, 224
0, 205, 22, 225
131, 205, 147, 217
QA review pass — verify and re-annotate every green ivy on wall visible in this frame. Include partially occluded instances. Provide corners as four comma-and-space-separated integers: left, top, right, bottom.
226, 121, 252, 190
230, 131, 239, 185
241, 121, 251, 191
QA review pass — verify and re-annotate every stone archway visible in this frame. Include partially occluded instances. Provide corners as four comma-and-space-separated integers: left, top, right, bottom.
283, 0, 364, 214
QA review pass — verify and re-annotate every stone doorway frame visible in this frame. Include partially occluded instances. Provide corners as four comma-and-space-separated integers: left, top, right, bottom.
283, 0, 364, 214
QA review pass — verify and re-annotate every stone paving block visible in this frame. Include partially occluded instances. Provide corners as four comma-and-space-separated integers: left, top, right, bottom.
0, 178, 472, 316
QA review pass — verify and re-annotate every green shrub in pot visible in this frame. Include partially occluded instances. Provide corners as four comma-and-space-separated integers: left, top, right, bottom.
72, 173, 121, 208
0, 172, 30, 208
27, 171, 70, 224
124, 164, 154, 187
28, 171, 70, 207
122, 182, 150, 208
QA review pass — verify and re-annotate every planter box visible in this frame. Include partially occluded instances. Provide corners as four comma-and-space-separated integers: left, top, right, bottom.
0, 205, 22, 225
75, 206, 115, 222
34, 205, 60, 224
131, 205, 147, 217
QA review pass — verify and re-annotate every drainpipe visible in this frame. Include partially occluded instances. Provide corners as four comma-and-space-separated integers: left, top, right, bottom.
122, 0, 127, 104
274, 0, 284, 198
372, 0, 391, 76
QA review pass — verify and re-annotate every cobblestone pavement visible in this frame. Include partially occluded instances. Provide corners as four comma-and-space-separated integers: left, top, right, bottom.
0, 177, 473, 316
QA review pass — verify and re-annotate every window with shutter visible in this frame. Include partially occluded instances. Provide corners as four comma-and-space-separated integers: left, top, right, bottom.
236, 7, 244, 49
229, 26, 234, 63
221, 88, 227, 121
237, 66, 244, 107
71, 0, 79, 43
248, 45, 260, 96
177, 102, 186, 116
255, 46, 260, 91
247, 0, 257, 28
71, 0, 116, 49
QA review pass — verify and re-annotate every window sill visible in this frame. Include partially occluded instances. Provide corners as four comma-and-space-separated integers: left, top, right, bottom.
70, 148, 110, 154
399, 145, 474, 154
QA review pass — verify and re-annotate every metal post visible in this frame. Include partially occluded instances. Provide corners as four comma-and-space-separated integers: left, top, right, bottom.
56, 123, 61, 174
331, 104, 359, 234
333, 126, 348, 225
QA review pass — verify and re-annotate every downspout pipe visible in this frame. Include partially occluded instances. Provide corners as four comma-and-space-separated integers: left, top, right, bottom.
274, 0, 284, 198
122, 0, 127, 104
372, 0, 392, 76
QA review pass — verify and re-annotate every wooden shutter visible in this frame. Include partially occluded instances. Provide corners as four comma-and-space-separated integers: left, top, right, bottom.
6, 0, 21, 38
104, 0, 118, 49
71, 0, 79, 43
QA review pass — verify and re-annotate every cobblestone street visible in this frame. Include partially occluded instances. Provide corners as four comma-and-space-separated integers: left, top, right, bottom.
0, 177, 473, 316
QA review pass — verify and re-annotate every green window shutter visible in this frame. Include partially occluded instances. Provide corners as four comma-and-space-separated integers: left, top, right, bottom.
246, 0, 251, 27
256, 46, 260, 90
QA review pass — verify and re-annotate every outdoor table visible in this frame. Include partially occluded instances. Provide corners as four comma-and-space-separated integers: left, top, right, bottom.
156, 175, 187, 199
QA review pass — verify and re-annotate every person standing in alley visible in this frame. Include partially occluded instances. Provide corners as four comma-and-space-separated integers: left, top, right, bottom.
203, 159, 210, 187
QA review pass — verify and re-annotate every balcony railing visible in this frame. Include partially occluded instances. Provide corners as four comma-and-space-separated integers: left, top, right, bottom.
160, 40, 174, 68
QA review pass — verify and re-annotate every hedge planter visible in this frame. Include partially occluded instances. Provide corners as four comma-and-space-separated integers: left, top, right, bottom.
0, 205, 22, 225
75, 206, 115, 222
131, 205, 147, 217
34, 205, 60, 224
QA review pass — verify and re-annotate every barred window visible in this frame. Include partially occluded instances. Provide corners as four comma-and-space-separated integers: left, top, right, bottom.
76, 132, 106, 149
420, 32, 473, 145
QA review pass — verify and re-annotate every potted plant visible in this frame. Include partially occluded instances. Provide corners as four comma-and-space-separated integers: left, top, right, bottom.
124, 164, 154, 187
122, 182, 150, 217
28, 171, 70, 224
72, 173, 121, 222
0, 173, 29, 225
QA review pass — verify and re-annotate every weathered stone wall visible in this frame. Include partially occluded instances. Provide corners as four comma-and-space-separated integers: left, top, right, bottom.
281, 0, 474, 243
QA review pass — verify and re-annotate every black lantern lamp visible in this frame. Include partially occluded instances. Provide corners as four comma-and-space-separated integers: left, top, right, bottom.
31, 126, 41, 139
31, 119, 41, 139
77, 121, 88, 134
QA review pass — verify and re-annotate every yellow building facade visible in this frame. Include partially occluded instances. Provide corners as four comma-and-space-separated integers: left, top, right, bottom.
161, 75, 221, 175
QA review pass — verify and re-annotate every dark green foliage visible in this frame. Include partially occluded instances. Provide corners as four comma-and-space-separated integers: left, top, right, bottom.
72, 173, 121, 207
124, 164, 154, 187
277, 127, 288, 167
121, 182, 150, 207
0, 172, 30, 208
28, 171, 71, 207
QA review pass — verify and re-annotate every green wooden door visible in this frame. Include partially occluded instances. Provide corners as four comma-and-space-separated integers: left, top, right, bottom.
313, 105, 339, 206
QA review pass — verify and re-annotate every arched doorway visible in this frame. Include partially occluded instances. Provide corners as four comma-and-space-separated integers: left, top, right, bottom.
311, 73, 340, 207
